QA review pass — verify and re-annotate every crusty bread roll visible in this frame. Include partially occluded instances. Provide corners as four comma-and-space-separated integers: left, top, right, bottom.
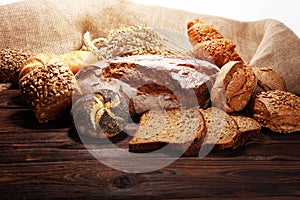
62, 50, 98, 74
252, 67, 287, 94
187, 19, 244, 68
19, 53, 76, 123
211, 61, 257, 113
0, 48, 32, 83
253, 90, 300, 133
71, 89, 129, 138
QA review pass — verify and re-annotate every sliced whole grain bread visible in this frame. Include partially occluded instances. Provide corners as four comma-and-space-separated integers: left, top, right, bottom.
129, 108, 206, 156
200, 107, 240, 150
230, 115, 261, 148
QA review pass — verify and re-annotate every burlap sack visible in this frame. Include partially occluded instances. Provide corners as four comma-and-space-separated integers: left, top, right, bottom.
1, 0, 299, 94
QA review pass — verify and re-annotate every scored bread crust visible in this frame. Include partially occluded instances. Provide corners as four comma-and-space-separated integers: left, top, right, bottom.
251, 67, 287, 95
129, 108, 206, 156
211, 61, 257, 113
93, 55, 219, 110
253, 90, 300, 133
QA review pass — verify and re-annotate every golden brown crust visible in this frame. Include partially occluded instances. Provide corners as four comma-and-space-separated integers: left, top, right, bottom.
187, 19, 244, 68
211, 61, 257, 113
62, 50, 98, 74
193, 39, 236, 67
187, 19, 223, 46
253, 90, 300, 133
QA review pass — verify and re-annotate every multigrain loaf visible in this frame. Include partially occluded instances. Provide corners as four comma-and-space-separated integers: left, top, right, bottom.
253, 90, 300, 133
211, 61, 257, 113
19, 53, 76, 123
129, 108, 206, 156
0, 48, 32, 83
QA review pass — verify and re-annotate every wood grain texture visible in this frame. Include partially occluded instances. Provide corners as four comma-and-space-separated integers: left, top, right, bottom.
1, 89, 300, 199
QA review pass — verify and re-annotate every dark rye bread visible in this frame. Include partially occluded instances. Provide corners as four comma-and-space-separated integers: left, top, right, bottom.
200, 107, 239, 150
230, 115, 261, 148
129, 108, 206, 156
93, 55, 220, 109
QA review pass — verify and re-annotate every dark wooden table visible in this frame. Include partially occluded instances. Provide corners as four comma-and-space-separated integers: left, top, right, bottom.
1, 88, 300, 199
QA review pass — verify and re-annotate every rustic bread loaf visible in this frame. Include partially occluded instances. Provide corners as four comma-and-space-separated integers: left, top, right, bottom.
96, 55, 219, 110
253, 90, 300, 133
211, 61, 257, 113
129, 108, 206, 156
230, 115, 261, 148
187, 19, 244, 68
0, 48, 32, 83
74, 64, 187, 117
19, 53, 76, 123
251, 67, 287, 95
200, 107, 239, 150
72, 89, 129, 138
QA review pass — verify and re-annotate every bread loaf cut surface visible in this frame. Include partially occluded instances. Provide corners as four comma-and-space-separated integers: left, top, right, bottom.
129, 108, 206, 156
200, 107, 239, 150
231, 115, 261, 148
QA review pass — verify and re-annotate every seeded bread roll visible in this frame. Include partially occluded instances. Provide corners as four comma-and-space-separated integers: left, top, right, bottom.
200, 107, 239, 150
72, 89, 129, 138
253, 90, 300, 133
19, 53, 76, 123
129, 108, 206, 156
211, 61, 257, 113
0, 48, 32, 83
230, 115, 261, 148
62, 50, 98, 74
252, 67, 287, 95
187, 19, 244, 68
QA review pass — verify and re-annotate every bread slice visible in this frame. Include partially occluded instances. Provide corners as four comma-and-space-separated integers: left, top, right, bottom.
230, 115, 261, 148
200, 107, 239, 150
129, 108, 206, 156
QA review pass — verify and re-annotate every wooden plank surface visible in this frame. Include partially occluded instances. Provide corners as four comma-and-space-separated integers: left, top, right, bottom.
1, 89, 300, 199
